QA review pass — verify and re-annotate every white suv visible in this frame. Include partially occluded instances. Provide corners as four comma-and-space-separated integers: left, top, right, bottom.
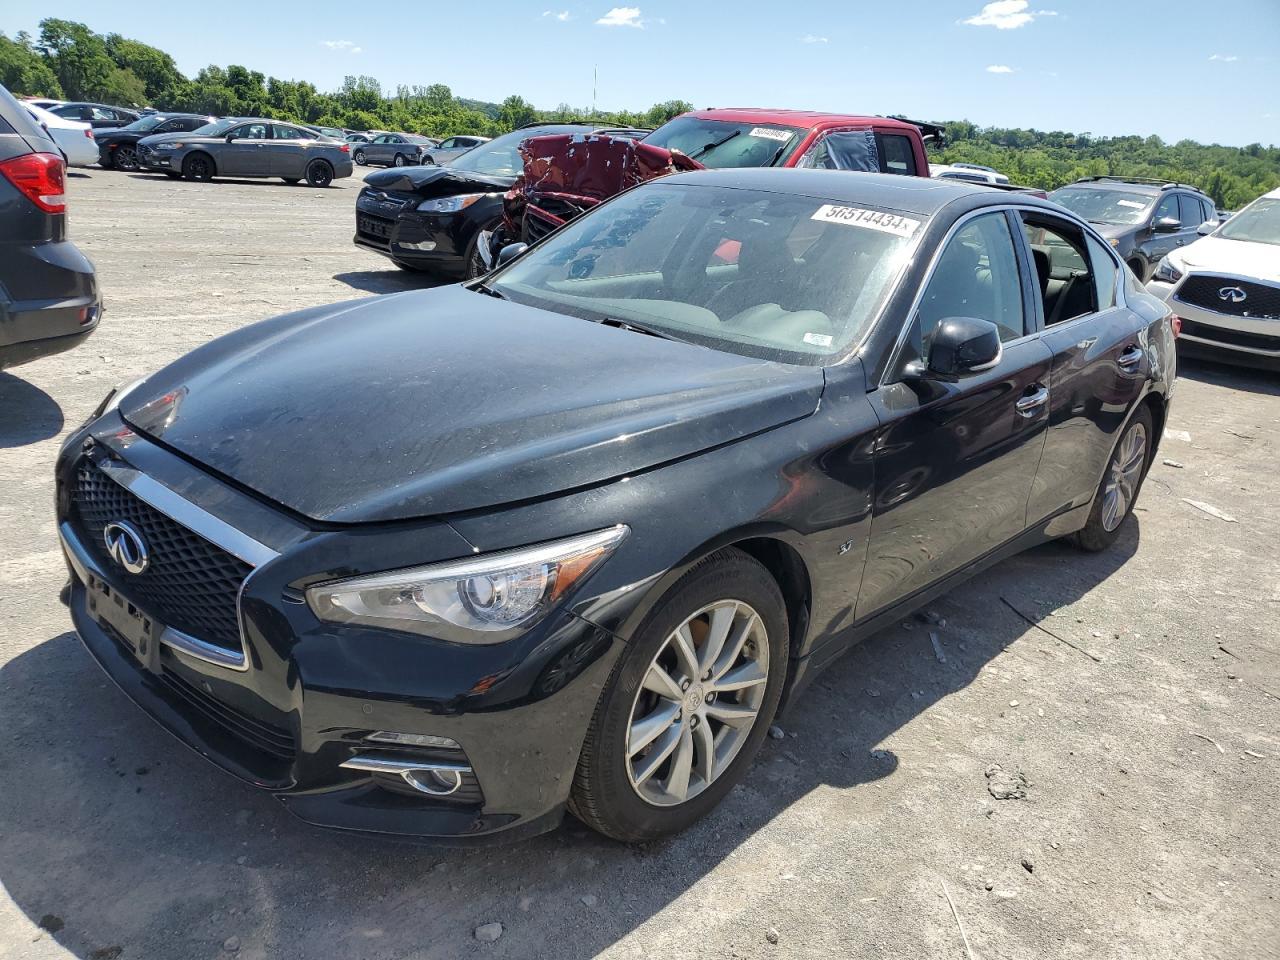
1146, 187, 1280, 369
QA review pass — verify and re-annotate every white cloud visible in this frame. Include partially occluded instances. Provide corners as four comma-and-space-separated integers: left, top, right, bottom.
542, 9, 571, 20
321, 40, 361, 53
1209, 53, 1239, 62
963, 1, 1056, 29
596, 6, 644, 27
986, 64, 1015, 73
801, 34, 829, 44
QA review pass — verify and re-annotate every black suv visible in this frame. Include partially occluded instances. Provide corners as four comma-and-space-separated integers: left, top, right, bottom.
1048, 177, 1217, 283
0, 85, 101, 370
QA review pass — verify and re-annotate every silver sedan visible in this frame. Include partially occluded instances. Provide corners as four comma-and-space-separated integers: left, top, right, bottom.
137, 118, 354, 186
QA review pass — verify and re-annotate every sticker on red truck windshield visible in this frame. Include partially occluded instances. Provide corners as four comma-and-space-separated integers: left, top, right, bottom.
811, 205, 920, 238
749, 127, 792, 142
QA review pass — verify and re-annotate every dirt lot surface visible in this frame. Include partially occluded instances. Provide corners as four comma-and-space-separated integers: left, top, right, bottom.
2, 168, 1278, 960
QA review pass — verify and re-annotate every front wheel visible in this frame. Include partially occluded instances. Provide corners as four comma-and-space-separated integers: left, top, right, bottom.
113, 145, 140, 172
353, 149, 366, 165
569, 549, 788, 841
306, 160, 333, 188
1073, 405, 1152, 551
182, 153, 214, 182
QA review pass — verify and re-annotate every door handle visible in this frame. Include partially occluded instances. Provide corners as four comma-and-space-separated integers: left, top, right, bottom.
1015, 385, 1049, 417
1117, 346, 1143, 370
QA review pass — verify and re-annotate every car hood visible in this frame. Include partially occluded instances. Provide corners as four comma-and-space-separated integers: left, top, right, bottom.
1090, 222, 1135, 241
362, 164, 515, 198
1171, 234, 1280, 283
119, 287, 824, 523
138, 131, 192, 146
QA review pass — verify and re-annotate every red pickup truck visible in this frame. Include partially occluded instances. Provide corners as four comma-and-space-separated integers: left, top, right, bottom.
488, 108, 941, 259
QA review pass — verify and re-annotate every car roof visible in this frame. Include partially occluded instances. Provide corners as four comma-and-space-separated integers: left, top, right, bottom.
683, 108, 920, 134
1062, 178, 1208, 198
658, 167, 1060, 218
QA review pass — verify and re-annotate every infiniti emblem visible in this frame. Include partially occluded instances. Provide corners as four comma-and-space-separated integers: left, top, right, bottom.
103, 520, 149, 575
1218, 286, 1247, 304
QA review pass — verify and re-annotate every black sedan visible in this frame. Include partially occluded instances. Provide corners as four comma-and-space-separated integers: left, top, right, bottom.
354, 123, 644, 279
58, 170, 1175, 843
96, 113, 215, 171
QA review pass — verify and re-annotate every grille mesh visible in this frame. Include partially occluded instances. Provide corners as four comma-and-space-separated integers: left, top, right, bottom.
1176, 275, 1280, 320
71, 460, 251, 655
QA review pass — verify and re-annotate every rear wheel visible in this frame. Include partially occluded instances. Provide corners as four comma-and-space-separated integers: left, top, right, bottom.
1073, 405, 1152, 551
393, 153, 407, 167
353, 148, 367, 165
306, 160, 333, 188
182, 153, 214, 182
113, 145, 140, 172
569, 549, 788, 841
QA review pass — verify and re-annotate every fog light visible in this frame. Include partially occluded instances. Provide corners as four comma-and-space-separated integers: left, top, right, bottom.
398, 240, 436, 251
367, 730, 460, 749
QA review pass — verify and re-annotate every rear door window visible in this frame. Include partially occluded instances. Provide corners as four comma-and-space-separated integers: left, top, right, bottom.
53, 105, 87, 121
1020, 215, 1098, 325
876, 135, 918, 176
227, 123, 268, 141
1178, 194, 1204, 228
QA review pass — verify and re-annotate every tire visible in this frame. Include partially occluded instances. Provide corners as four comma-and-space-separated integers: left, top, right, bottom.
353, 149, 366, 165
305, 160, 333, 188
393, 153, 407, 167
569, 548, 788, 842
182, 152, 214, 182
463, 229, 492, 280
282, 177, 300, 185
113, 145, 140, 172
1072, 404, 1153, 552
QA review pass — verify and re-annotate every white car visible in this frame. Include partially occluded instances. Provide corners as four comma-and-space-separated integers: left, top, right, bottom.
24, 103, 99, 168
1146, 187, 1280, 369
929, 162, 1009, 185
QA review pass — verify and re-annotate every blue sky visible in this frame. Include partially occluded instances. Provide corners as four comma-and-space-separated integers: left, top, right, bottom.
7, 0, 1278, 145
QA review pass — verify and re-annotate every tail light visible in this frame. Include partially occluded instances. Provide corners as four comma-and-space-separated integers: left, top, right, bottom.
339, 143, 350, 153
84, 128, 94, 140
1171, 315, 1182, 338
0, 152, 66, 213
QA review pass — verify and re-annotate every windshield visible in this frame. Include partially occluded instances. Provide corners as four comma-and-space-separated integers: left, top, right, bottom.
189, 118, 239, 137
489, 182, 919, 364
406, 134, 434, 144
1217, 197, 1280, 246
643, 117, 805, 169
450, 127, 577, 176
1049, 187, 1154, 225
121, 115, 166, 133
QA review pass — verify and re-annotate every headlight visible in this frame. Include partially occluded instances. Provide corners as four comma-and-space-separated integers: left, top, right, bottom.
416, 194, 486, 214
1153, 256, 1183, 284
154, 142, 180, 150
306, 525, 629, 642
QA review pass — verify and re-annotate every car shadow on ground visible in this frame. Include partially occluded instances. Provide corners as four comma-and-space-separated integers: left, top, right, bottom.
122, 173, 361, 190
333, 270, 453, 296
0, 527, 1138, 959
0, 372, 64, 448
1176, 356, 1279, 396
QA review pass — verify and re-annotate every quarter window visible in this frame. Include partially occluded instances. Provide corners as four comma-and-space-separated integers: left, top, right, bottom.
916, 212, 1026, 351
876, 135, 918, 176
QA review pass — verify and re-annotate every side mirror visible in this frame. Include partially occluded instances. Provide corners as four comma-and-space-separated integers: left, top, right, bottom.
1152, 216, 1180, 234
496, 242, 529, 268
225, 134, 237, 143
1197, 220, 1217, 236
909, 317, 1003, 380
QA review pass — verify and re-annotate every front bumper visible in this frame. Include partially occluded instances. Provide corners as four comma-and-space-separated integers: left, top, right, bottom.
56, 421, 625, 841
1148, 275, 1280, 369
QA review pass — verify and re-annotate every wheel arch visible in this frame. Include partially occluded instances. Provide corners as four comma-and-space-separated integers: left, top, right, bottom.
184, 150, 217, 175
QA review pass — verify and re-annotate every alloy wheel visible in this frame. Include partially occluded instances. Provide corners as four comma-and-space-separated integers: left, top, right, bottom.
1102, 421, 1147, 531
115, 146, 139, 171
625, 600, 769, 807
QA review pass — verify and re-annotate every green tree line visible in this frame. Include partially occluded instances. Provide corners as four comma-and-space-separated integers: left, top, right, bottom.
3, 19, 1277, 208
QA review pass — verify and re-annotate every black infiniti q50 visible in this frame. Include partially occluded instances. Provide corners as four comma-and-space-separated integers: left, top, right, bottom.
58, 170, 1175, 842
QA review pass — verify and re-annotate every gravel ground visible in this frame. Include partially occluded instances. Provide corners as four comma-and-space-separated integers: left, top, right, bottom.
1, 167, 1278, 960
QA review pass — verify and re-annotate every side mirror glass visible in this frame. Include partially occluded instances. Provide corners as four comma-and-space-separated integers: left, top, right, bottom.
911, 317, 1003, 380
225, 134, 237, 143
496, 242, 529, 268
1197, 220, 1217, 236
1152, 216, 1180, 234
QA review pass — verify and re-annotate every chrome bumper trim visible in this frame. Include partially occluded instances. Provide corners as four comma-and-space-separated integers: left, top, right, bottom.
339, 755, 472, 796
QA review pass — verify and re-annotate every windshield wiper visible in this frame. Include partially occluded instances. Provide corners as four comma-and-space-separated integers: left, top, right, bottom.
689, 130, 741, 162
472, 282, 507, 300
599, 317, 681, 341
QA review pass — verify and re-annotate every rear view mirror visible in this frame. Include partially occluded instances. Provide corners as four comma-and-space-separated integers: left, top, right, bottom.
496, 243, 529, 268
1152, 216, 1180, 234
912, 317, 1003, 380
1197, 220, 1217, 236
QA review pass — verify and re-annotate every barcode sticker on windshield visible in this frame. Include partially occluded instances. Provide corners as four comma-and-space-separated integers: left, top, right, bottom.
811, 205, 920, 237
749, 127, 792, 142
803, 332, 833, 347
1116, 199, 1145, 208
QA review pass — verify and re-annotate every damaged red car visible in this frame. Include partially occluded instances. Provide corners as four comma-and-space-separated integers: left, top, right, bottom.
482, 108, 943, 264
